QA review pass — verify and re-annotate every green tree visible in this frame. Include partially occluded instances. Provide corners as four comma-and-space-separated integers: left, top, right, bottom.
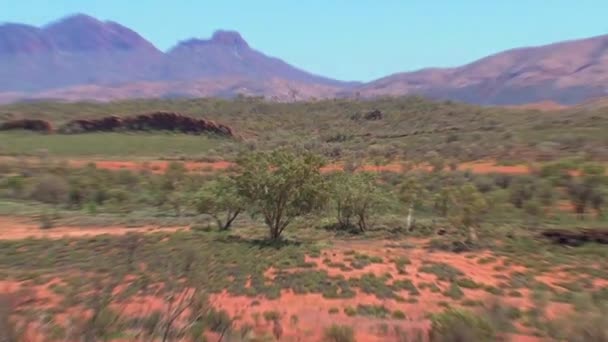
590, 190, 605, 218
448, 183, 488, 243
567, 163, 606, 219
399, 177, 426, 230
433, 187, 455, 217
162, 162, 187, 192
166, 189, 187, 217
30, 174, 69, 205
235, 149, 327, 241
330, 172, 385, 232
427, 151, 445, 173
194, 177, 244, 230
537, 180, 556, 207
509, 176, 537, 209
3, 175, 25, 197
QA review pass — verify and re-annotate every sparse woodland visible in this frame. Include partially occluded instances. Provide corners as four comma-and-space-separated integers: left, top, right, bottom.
0, 96, 607, 341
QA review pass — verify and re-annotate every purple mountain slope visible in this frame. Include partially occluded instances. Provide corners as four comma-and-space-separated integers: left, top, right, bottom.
1, 14, 607, 104
0, 14, 351, 97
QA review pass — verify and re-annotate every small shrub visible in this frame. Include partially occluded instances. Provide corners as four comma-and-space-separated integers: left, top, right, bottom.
455, 278, 480, 289
356, 304, 390, 318
263, 310, 281, 322
30, 174, 69, 204
556, 310, 608, 342
483, 301, 520, 333
329, 307, 340, 314
392, 310, 406, 320
430, 308, 495, 342
443, 283, 464, 300
483, 286, 504, 296
324, 324, 356, 342
462, 299, 482, 307
477, 257, 497, 265
392, 279, 420, 296
205, 308, 233, 334
344, 306, 357, 317
419, 263, 464, 281
39, 211, 55, 229
507, 290, 523, 298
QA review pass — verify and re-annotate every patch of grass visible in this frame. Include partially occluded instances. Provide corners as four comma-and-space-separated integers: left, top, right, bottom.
349, 273, 395, 299
324, 324, 355, 342
443, 283, 464, 300
477, 256, 498, 265
392, 256, 411, 271
263, 310, 281, 322
507, 290, 523, 298
592, 287, 608, 302
493, 265, 507, 272
419, 262, 464, 281
462, 299, 483, 307
375, 322, 390, 336
328, 307, 340, 315
355, 304, 390, 318
484, 301, 521, 333
555, 280, 588, 292
349, 253, 383, 269
344, 306, 357, 317
507, 271, 535, 289
326, 262, 353, 272
455, 278, 481, 289
392, 279, 420, 296
0, 132, 229, 158
430, 308, 496, 342
419, 282, 442, 293
483, 285, 504, 296
391, 310, 406, 320
552, 290, 576, 303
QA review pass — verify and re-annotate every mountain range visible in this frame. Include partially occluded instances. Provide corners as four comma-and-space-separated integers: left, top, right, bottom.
1, 14, 607, 105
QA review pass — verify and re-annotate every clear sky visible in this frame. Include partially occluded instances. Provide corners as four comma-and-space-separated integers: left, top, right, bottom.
2, 0, 607, 81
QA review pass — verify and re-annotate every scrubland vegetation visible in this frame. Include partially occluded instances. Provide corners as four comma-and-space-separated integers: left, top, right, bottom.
1, 96, 607, 161
0, 96, 607, 341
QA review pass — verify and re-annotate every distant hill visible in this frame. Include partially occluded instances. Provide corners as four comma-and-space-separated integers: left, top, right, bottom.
0, 14, 352, 101
356, 34, 608, 105
0, 14, 164, 92
1, 14, 607, 105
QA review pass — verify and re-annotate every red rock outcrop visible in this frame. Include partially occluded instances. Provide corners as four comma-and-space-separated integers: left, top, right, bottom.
0, 119, 53, 133
60, 112, 233, 136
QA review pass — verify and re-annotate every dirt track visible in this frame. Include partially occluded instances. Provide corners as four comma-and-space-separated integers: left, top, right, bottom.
0, 156, 535, 175
0, 216, 187, 240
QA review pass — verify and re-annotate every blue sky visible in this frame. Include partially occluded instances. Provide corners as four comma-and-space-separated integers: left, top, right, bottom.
2, 0, 607, 81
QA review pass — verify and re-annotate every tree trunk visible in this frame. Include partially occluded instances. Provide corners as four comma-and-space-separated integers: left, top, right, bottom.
467, 226, 478, 244
357, 214, 366, 232
270, 226, 280, 241
575, 203, 586, 220
406, 206, 414, 230
221, 211, 240, 230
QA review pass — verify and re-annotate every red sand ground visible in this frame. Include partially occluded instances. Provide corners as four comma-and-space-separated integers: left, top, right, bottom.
70, 159, 233, 173
209, 240, 569, 341
1, 156, 536, 175
0, 216, 187, 240
0, 218, 592, 341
